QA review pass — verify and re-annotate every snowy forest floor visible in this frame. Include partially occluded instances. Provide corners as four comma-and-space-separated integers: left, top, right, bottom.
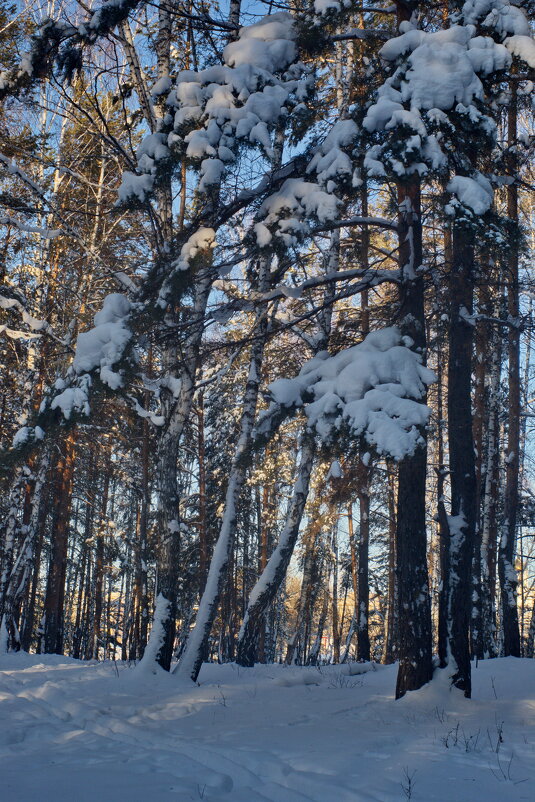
0, 655, 533, 802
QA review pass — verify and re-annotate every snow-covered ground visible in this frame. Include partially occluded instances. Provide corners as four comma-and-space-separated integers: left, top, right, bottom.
0, 654, 533, 801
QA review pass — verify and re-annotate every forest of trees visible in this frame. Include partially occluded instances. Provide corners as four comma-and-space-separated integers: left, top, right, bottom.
0, 0, 533, 701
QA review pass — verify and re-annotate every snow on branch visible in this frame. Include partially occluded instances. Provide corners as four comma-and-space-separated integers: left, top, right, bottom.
9, 292, 138, 451
0, 215, 61, 239
119, 12, 308, 205
255, 179, 340, 248
0, 289, 53, 338
46, 294, 133, 425
362, 23, 514, 179
459, 1, 531, 38
0, 0, 144, 99
445, 174, 494, 217
257, 327, 435, 461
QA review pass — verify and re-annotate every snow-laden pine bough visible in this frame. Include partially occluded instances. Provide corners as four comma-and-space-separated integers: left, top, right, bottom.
236, 325, 436, 668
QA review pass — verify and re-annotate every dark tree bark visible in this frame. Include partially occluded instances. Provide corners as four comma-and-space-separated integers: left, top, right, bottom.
446, 225, 478, 697
43, 433, 76, 655
499, 86, 521, 658
92, 466, 110, 659
393, 0, 433, 700
197, 393, 208, 595
394, 176, 433, 698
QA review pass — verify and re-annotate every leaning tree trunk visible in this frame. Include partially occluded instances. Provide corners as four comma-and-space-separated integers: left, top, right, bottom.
235, 232, 336, 668
236, 432, 315, 666
174, 259, 270, 682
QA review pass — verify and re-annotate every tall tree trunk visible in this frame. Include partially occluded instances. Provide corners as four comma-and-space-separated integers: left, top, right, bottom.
43, 433, 76, 654
285, 527, 318, 665
0, 449, 49, 652
136, 405, 151, 658
479, 328, 501, 658
470, 278, 494, 660
470, 283, 487, 658
356, 247, 371, 662
0, 468, 26, 619
382, 466, 397, 664
499, 87, 521, 658
393, 0, 433, 700
437, 209, 452, 667
332, 521, 341, 663
146, 267, 214, 672
446, 226, 477, 697
356, 461, 371, 662
93, 466, 110, 659
394, 177, 433, 698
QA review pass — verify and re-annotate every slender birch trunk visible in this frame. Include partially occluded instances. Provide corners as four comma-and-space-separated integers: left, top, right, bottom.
0, 450, 49, 652
479, 327, 501, 658
236, 432, 316, 666
174, 259, 271, 682
143, 265, 215, 672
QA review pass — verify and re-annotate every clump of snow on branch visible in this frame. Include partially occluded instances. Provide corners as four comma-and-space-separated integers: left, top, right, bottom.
446, 174, 494, 216
73, 294, 132, 389
363, 25, 512, 178
119, 13, 309, 202
157, 228, 216, 305
460, 0, 531, 37
49, 294, 132, 422
175, 228, 216, 271
312, 0, 351, 17
0, 290, 52, 338
118, 134, 170, 204
262, 327, 435, 461
223, 14, 297, 71
12, 425, 45, 448
504, 35, 535, 69
307, 119, 359, 192
256, 179, 340, 247
50, 374, 92, 421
